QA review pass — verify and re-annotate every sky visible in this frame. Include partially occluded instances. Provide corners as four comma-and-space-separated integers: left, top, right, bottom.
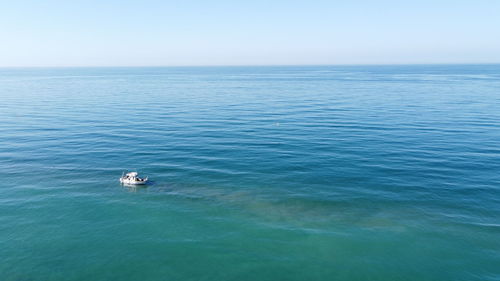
0, 0, 499, 67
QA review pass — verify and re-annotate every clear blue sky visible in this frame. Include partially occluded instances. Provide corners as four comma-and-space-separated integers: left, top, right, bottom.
1, 0, 499, 66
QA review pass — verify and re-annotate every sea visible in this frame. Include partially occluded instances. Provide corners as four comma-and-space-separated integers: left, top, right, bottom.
0, 65, 499, 281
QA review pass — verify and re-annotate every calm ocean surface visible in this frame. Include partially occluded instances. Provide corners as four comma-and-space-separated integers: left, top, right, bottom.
1, 65, 499, 280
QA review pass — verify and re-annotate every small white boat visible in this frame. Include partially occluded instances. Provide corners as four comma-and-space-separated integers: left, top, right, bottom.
119, 172, 148, 185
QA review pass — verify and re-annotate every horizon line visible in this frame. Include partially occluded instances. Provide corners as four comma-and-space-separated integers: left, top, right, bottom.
1, 62, 500, 69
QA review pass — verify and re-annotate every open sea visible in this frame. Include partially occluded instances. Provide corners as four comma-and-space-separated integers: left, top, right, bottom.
0, 65, 499, 281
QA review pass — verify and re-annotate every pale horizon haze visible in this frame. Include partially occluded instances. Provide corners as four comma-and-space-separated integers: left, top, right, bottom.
1, 0, 499, 67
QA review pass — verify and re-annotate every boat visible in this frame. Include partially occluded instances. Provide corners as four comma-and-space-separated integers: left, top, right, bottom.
119, 172, 148, 185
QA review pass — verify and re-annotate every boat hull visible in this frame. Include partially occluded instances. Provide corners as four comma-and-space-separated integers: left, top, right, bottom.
119, 178, 148, 185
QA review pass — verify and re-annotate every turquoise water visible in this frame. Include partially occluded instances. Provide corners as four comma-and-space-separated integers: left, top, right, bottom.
1, 65, 499, 280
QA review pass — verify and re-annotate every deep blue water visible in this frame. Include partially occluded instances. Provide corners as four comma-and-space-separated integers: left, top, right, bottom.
1, 65, 499, 280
